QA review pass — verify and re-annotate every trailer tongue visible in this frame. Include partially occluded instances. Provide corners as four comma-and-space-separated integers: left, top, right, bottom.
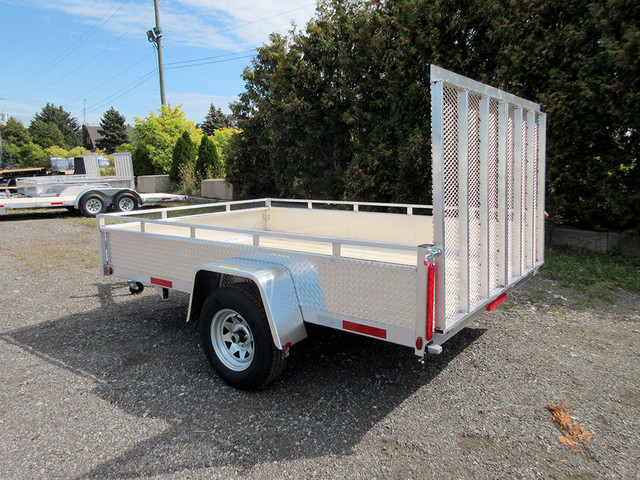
97, 66, 546, 389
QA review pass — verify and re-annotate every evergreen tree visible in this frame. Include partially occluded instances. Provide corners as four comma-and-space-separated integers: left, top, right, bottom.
228, 0, 640, 233
170, 131, 196, 182
199, 104, 232, 135
31, 103, 80, 148
196, 134, 222, 179
28, 120, 66, 149
96, 107, 128, 153
132, 143, 156, 176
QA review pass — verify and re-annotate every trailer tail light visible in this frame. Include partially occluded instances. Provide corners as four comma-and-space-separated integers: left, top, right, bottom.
426, 263, 435, 341
486, 293, 507, 311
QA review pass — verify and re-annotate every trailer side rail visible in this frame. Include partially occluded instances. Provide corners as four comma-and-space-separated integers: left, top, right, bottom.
99, 198, 423, 262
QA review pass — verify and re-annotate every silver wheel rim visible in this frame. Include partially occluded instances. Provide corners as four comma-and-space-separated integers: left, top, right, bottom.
211, 308, 254, 371
85, 198, 103, 214
118, 196, 135, 211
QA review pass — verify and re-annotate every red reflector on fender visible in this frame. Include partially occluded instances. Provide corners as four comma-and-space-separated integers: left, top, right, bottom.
162, 197, 171, 200
51, 202, 63, 205
151, 277, 173, 288
486, 293, 507, 311
343, 320, 387, 339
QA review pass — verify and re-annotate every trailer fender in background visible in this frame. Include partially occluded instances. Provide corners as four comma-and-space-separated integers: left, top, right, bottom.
187, 257, 310, 350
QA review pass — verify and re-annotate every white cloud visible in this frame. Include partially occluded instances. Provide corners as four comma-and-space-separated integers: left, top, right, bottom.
20, 0, 317, 51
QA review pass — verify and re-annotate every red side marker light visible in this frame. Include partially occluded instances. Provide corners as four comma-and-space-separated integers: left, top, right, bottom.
51, 202, 63, 205
415, 336, 423, 351
426, 263, 435, 341
486, 293, 507, 311
282, 342, 292, 349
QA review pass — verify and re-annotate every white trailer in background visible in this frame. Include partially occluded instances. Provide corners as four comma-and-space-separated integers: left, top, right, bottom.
97, 66, 547, 390
0, 152, 185, 217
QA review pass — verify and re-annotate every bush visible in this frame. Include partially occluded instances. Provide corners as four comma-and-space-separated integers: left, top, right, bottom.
196, 135, 222, 179
170, 131, 196, 183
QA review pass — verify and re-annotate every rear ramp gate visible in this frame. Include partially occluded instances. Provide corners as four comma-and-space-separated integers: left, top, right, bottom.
430, 65, 546, 339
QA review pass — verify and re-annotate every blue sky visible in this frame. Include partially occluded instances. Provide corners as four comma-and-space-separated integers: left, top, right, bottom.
0, 0, 317, 127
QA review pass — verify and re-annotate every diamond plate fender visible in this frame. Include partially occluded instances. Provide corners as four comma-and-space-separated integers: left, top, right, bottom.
187, 256, 313, 349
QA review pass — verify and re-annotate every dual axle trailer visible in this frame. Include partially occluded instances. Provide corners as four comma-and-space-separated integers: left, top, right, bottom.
0, 152, 185, 217
97, 66, 547, 389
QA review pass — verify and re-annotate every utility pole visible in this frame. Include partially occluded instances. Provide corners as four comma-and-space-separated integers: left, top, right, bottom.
147, 0, 166, 105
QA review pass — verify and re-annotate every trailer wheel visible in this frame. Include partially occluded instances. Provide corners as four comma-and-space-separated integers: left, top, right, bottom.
199, 284, 287, 390
113, 193, 138, 212
79, 194, 106, 217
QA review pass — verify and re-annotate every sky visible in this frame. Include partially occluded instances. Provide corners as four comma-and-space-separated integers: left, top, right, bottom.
0, 0, 318, 127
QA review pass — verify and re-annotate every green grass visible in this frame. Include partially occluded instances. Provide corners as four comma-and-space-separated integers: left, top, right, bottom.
539, 246, 640, 301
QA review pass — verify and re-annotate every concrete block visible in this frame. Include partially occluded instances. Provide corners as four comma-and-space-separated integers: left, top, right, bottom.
201, 179, 234, 200
137, 175, 172, 193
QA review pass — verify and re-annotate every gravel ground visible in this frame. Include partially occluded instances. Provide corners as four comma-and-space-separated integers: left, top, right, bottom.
1, 210, 639, 480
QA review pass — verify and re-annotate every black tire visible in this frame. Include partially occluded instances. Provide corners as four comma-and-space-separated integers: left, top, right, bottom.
129, 282, 144, 294
79, 194, 106, 217
113, 192, 138, 212
199, 283, 287, 390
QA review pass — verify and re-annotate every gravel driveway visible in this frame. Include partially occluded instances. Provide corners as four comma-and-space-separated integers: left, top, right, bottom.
1, 210, 639, 479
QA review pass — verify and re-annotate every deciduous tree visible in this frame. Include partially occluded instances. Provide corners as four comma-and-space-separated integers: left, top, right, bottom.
134, 104, 202, 174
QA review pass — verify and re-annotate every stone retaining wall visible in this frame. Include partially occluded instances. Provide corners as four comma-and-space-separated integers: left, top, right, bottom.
547, 226, 640, 257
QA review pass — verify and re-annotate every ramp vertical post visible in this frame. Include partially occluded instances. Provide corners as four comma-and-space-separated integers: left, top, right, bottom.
457, 90, 470, 313
525, 110, 536, 269
497, 101, 509, 288
479, 96, 490, 299
536, 114, 547, 264
430, 72, 447, 332
512, 108, 524, 278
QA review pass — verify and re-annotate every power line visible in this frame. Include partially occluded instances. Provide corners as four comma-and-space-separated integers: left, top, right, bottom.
80, 53, 255, 119
164, 49, 257, 67
164, 3, 316, 47
21, 9, 154, 99
164, 54, 256, 71
4, 0, 134, 95
84, 71, 156, 115
68, 52, 156, 105
77, 68, 157, 117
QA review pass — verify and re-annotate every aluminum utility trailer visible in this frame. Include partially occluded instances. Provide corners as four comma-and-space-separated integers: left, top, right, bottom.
97, 66, 546, 389
0, 152, 185, 217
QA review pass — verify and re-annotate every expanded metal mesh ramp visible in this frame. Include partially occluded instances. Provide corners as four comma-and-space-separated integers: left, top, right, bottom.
430, 65, 546, 333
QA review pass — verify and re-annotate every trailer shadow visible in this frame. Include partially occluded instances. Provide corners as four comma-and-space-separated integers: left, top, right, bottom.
1, 285, 485, 479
